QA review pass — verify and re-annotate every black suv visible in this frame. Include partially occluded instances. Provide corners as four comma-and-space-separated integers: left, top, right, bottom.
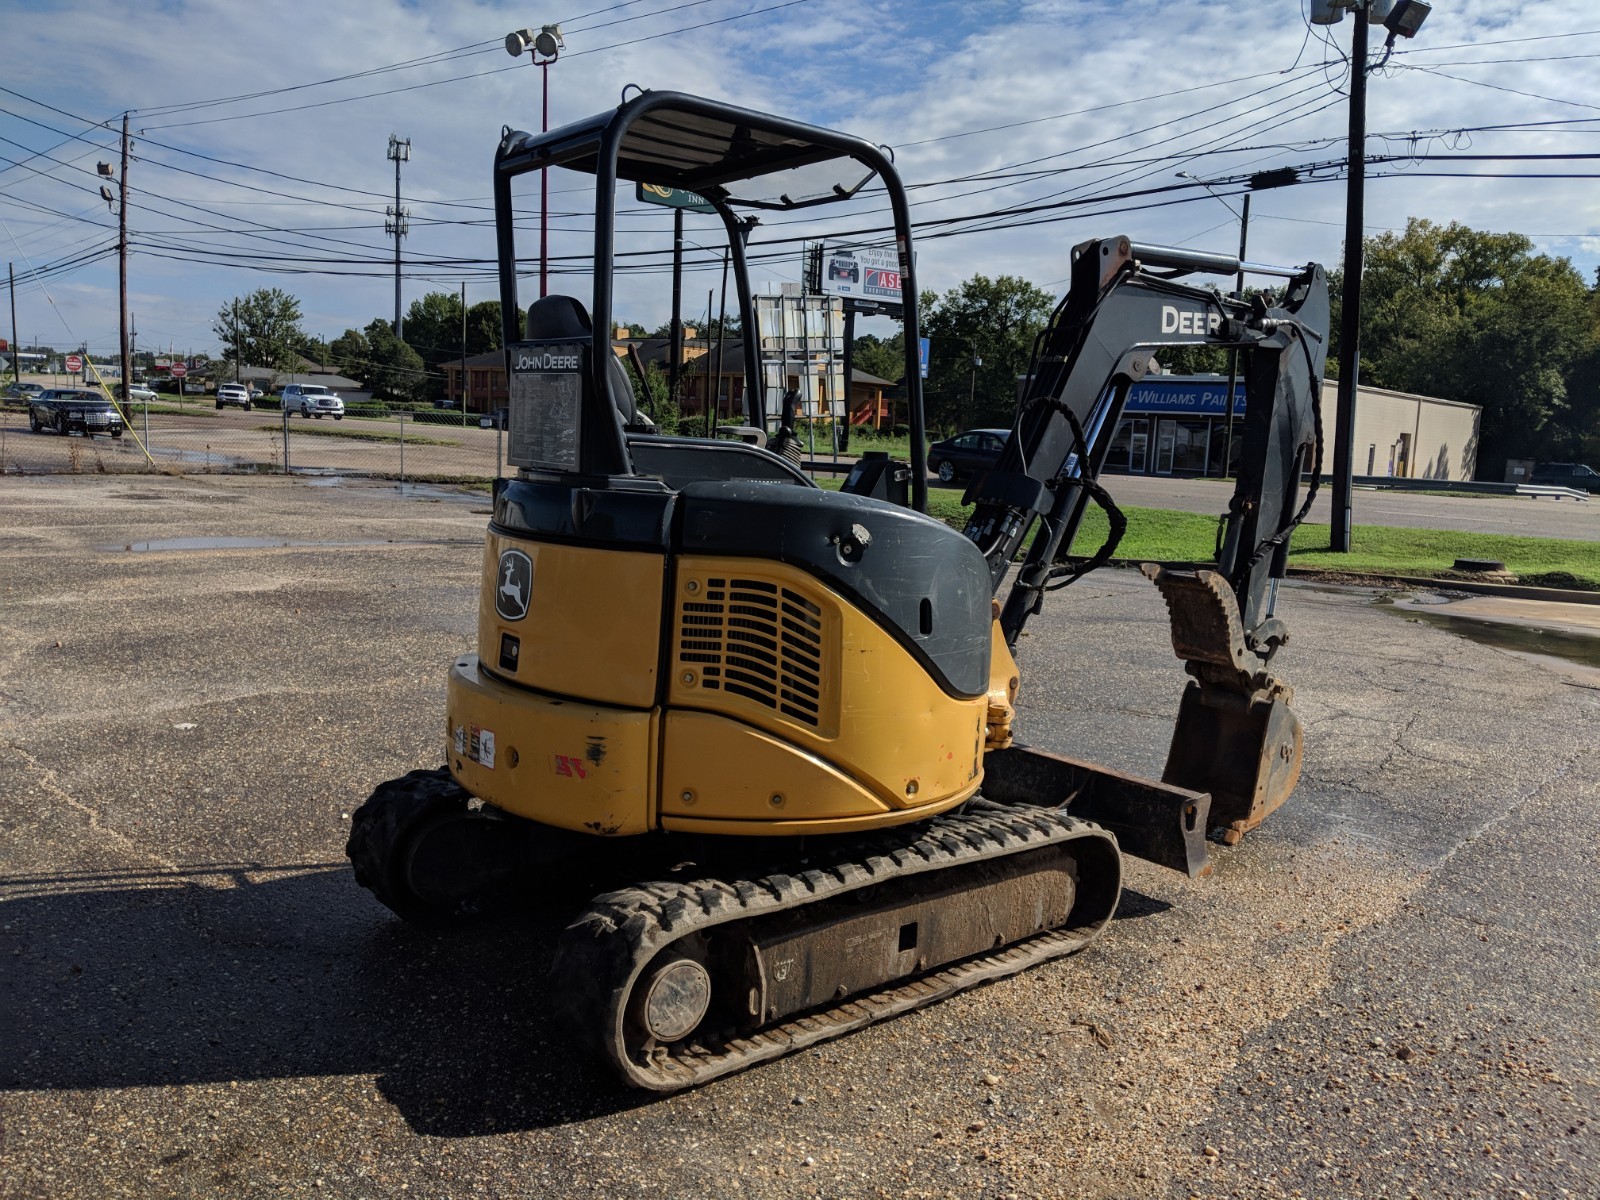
1529, 462, 1600, 493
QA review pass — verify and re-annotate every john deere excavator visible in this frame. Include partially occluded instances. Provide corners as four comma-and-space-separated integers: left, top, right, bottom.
347, 91, 1328, 1091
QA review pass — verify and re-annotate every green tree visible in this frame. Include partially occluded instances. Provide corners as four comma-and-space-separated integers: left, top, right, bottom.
851, 332, 906, 383
1335, 218, 1593, 470
920, 275, 1055, 432
402, 292, 465, 396
328, 328, 370, 380
466, 300, 504, 355
362, 319, 429, 402
213, 289, 307, 371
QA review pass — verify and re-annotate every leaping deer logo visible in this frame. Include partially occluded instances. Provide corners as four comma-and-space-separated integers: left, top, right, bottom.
495, 550, 532, 620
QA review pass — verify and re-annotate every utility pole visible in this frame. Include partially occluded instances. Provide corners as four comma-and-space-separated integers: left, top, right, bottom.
386, 135, 411, 338
459, 280, 467, 425
669, 207, 684, 403
118, 114, 131, 405
1221, 191, 1250, 478
7, 263, 17, 386
232, 299, 241, 383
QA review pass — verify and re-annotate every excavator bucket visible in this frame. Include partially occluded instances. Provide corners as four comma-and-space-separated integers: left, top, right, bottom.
1163, 682, 1302, 844
1142, 564, 1303, 844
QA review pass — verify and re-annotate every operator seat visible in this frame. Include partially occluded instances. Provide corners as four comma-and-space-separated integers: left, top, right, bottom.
524, 294, 639, 425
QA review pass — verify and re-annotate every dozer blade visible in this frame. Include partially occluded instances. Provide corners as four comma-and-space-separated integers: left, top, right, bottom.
982, 743, 1212, 878
1142, 564, 1303, 844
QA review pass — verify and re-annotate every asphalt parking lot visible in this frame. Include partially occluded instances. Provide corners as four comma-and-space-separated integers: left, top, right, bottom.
2, 474, 1596, 1199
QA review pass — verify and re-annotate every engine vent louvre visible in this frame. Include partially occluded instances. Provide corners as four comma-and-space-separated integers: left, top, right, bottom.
679, 576, 826, 727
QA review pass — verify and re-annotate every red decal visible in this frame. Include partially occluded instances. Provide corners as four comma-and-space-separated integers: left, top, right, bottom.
554, 755, 588, 779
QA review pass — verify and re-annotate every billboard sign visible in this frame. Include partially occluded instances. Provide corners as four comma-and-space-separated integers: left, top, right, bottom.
818, 242, 904, 303
918, 337, 930, 379
635, 182, 716, 214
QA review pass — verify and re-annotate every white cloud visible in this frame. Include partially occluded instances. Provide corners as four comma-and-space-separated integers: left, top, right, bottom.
1, 0, 1595, 355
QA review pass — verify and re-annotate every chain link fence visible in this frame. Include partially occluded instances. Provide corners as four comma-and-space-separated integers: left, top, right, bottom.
1, 388, 508, 483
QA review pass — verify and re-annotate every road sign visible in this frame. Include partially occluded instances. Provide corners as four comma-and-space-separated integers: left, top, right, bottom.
65, 354, 84, 373
635, 182, 715, 213
170, 363, 188, 379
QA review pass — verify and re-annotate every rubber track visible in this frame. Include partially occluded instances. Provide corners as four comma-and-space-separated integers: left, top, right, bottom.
553, 802, 1120, 1091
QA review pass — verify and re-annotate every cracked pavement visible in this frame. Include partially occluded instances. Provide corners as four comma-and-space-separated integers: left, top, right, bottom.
1, 474, 1596, 1199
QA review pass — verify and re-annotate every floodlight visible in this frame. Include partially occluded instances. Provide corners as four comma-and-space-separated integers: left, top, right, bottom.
534, 25, 564, 59
99, 185, 115, 203
1369, 0, 1396, 21
97, 162, 114, 177
505, 28, 535, 56
1384, 0, 1431, 38
1309, 0, 1346, 25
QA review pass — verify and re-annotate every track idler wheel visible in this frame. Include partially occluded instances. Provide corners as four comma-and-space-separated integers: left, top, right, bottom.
346, 766, 526, 923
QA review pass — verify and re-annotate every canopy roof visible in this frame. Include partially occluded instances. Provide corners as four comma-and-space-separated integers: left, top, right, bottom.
497, 91, 881, 210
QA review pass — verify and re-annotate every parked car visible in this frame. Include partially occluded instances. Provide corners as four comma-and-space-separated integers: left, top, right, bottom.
29, 388, 125, 438
281, 383, 344, 420
3, 381, 45, 403
116, 382, 158, 404
216, 382, 253, 411
926, 427, 1010, 483
1529, 462, 1600, 493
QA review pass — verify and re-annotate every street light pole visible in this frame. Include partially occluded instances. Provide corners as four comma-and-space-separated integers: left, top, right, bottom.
1329, 3, 1369, 553
505, 25, 564, 299
1325, 0, 1433, 550
540, 57, 551, 299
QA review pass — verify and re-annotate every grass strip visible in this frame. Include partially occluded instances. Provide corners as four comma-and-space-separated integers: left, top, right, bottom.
823, 478, 1600, 588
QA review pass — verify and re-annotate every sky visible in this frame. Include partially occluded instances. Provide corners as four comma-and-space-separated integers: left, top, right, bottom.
1, 0, 1597, 362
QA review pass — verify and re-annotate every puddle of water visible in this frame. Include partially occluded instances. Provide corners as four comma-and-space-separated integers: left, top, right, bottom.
101, 537, 388, 552
1381, 604, 1600, 671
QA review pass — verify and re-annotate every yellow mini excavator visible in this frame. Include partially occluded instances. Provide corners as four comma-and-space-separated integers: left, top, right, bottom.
348, 91, 1329, 1091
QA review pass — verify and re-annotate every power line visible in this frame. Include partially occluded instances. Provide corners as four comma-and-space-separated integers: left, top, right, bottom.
137, 0, 816, 131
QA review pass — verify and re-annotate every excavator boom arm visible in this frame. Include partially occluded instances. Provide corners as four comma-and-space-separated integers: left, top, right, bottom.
959, 236, 1328, 652
964, 235, 1329, 845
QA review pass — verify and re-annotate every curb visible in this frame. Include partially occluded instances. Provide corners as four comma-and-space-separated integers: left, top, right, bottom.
1299, 571, 1600, 606
1110, 559, 1600, 606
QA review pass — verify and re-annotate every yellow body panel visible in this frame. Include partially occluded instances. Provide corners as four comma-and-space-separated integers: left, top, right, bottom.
479, 531, 664, 710
667, 556, 988, 812
446, 655, 656, 835
450, 542, 992, 837
659, 709, 976, 832
985, 618, 1021, 750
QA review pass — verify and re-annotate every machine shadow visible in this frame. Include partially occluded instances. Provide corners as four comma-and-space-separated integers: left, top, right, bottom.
1112, 888, 1175, 919
0, 865, 647, 1135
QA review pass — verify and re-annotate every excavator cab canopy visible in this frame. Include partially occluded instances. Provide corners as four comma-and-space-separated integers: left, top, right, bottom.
493, 90, 928, 502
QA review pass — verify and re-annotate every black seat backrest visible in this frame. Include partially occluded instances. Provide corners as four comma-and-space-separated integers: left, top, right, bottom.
524, 294, 638, 425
